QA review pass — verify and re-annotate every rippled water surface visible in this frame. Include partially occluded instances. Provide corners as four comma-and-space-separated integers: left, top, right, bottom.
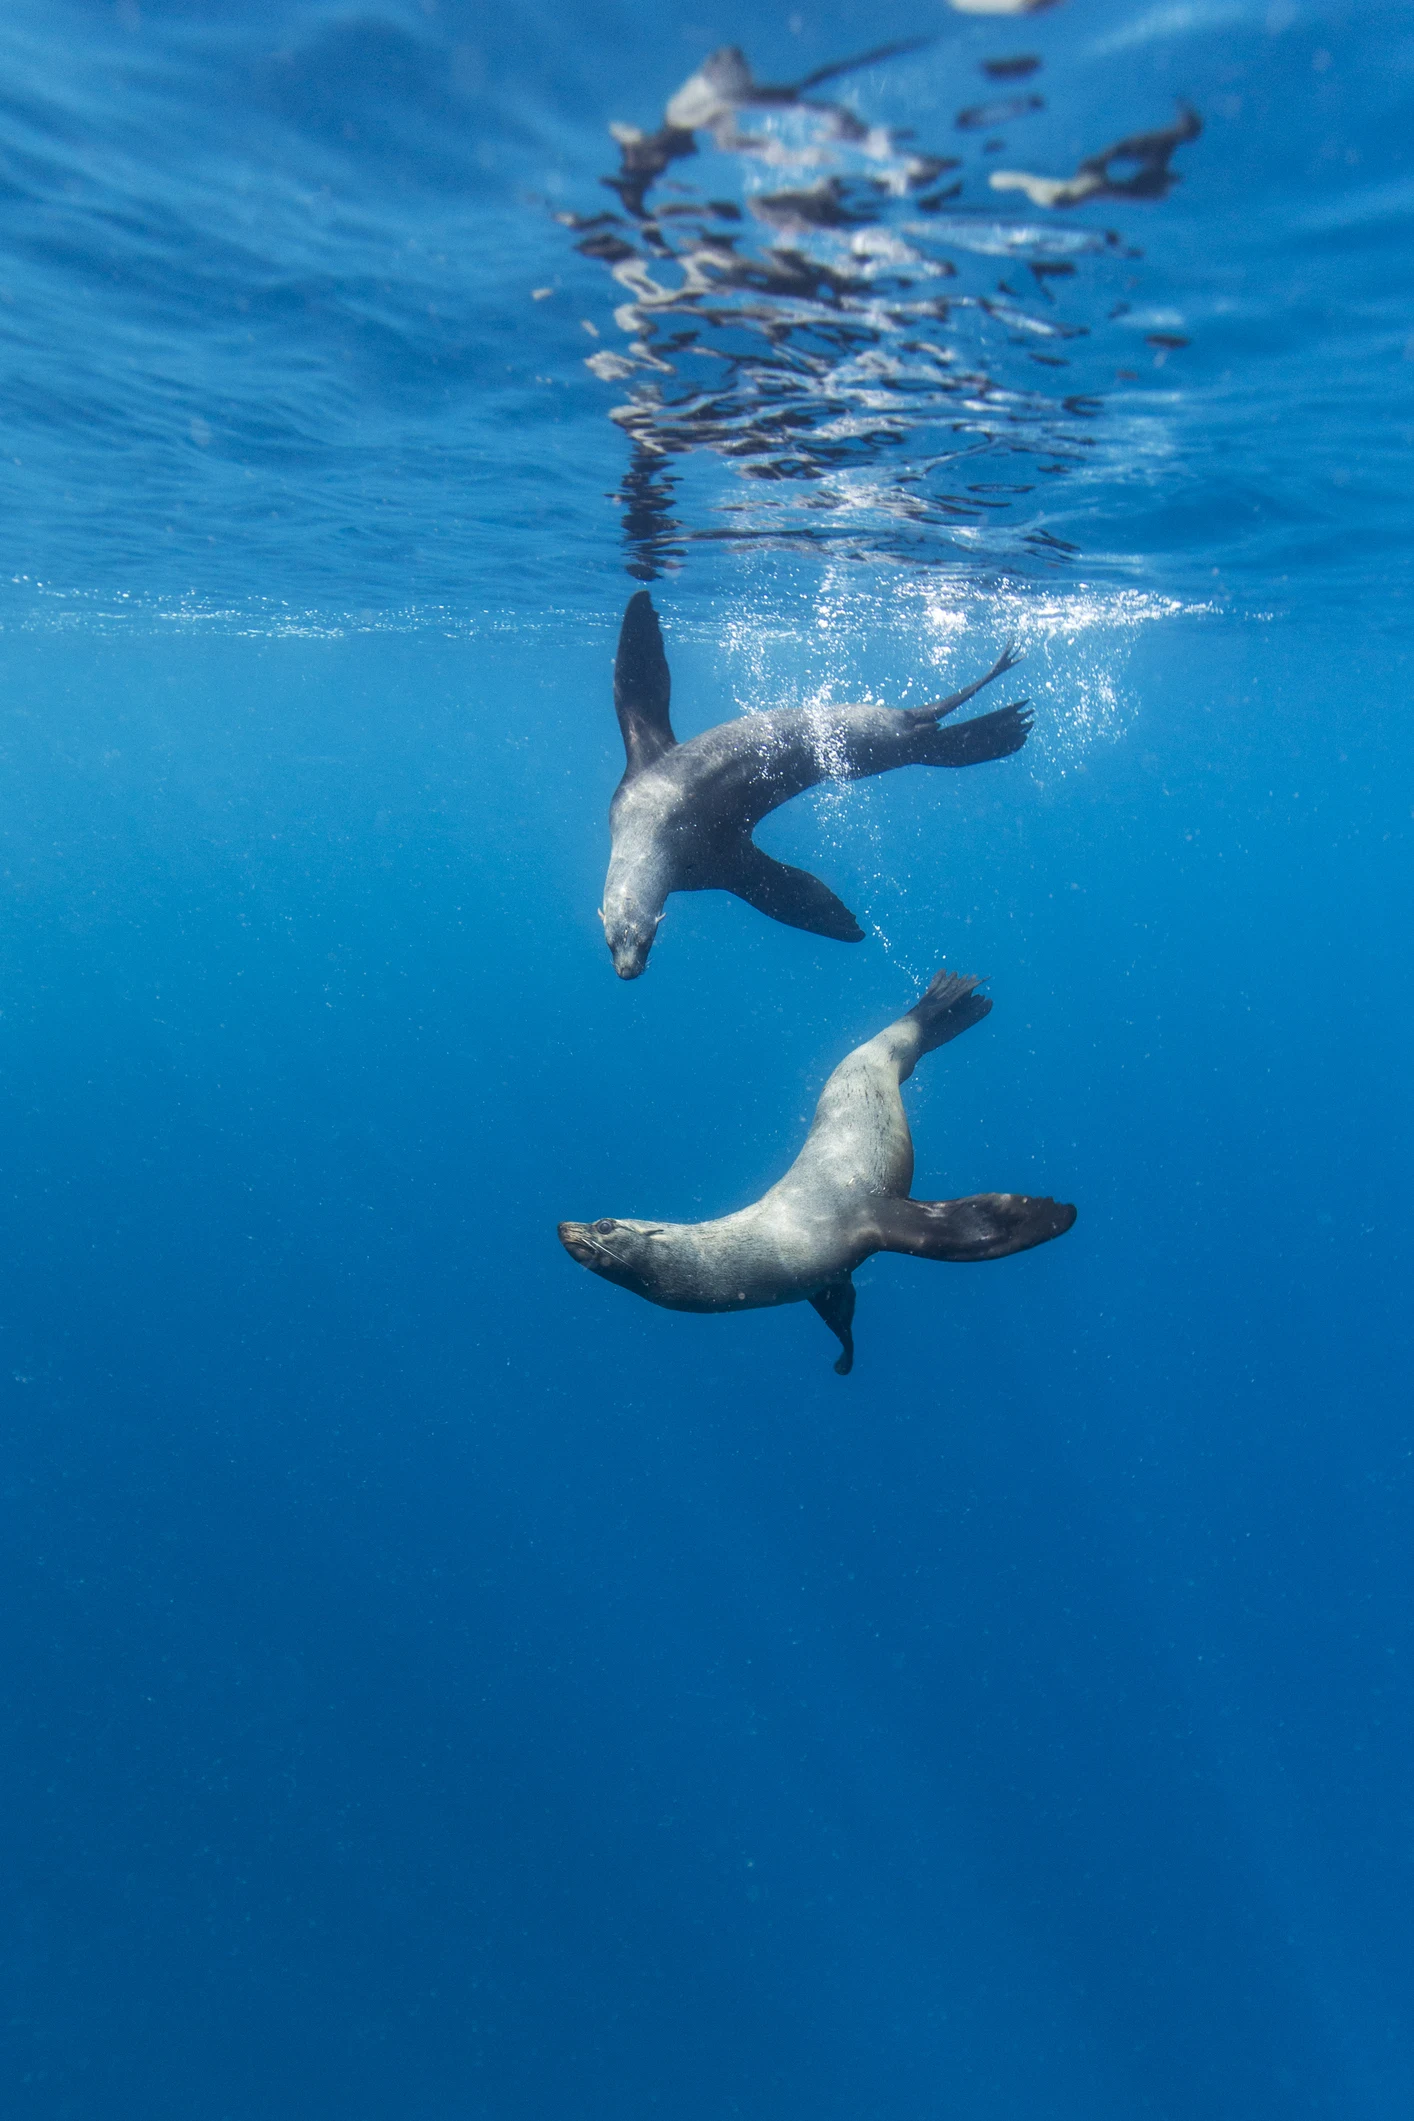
1, 0, 1409, 618
2, 7, 1412, 2121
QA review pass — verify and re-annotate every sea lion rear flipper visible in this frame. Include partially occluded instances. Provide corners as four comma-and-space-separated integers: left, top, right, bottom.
914, 701, 1033, 768
904, 967, 992, 1054
614, 590, 678, 776
907, 643, 1020, 724
874, 1193, 1076, 1262
721, 840, 865, 942
809, 1278, 856, 1375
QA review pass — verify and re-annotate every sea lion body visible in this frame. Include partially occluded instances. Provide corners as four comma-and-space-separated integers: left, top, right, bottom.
614, 1013, 917, 1311
559, 970, 1075, 1371
600, 592, 1034, 978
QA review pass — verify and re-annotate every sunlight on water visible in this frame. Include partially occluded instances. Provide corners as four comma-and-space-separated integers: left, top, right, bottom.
715, 572, 1209, 759
702, 569, 1218, 974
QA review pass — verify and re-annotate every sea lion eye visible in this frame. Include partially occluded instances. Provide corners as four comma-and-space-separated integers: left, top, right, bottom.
593, 1219, 616, 1236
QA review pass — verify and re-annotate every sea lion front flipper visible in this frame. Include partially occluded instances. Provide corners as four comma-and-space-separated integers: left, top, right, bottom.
874, 1193, 1076, 1262
809, 1278, 856, 1375
720, 840, 865, 943
614, 590, 678, 777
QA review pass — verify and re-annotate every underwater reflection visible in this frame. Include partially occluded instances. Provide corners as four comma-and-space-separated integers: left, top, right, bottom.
990, 104, 1202, 210
562, 42, 1201, 582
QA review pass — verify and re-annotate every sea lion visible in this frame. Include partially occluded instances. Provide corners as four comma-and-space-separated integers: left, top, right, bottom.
601, 592, 1032, 979
559, 968, 1075, 1372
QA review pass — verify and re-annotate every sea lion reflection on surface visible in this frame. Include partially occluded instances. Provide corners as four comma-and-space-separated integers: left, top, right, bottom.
604, 38, 933, 215
990, 102, 1201, 209
559, 968, 1075, 1373
601, 590, 1032, 979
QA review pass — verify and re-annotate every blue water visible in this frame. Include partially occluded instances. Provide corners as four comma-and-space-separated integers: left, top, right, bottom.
2, 4, 1412, 2118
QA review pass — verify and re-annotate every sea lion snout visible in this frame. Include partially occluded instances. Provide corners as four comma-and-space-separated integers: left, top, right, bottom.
559, 1217, 665, 1296
602, 886, 665, 979
605, 920, 656, 979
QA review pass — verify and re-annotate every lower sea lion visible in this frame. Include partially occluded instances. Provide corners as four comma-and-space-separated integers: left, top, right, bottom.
559, 969, 1075, 1372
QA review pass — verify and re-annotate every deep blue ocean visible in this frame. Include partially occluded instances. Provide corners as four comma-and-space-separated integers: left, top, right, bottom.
2, 3, 1412, 2117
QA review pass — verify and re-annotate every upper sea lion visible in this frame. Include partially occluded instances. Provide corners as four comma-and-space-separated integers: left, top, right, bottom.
600, 591, 1032, 979
559, 967, 1075, 1372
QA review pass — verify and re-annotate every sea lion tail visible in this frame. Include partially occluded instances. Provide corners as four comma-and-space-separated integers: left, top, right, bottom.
905, 968, 992, 1054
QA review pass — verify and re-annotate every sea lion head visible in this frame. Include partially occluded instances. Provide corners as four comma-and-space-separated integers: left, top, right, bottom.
558, 1217, 674, 1297
600, 900, 664, 980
